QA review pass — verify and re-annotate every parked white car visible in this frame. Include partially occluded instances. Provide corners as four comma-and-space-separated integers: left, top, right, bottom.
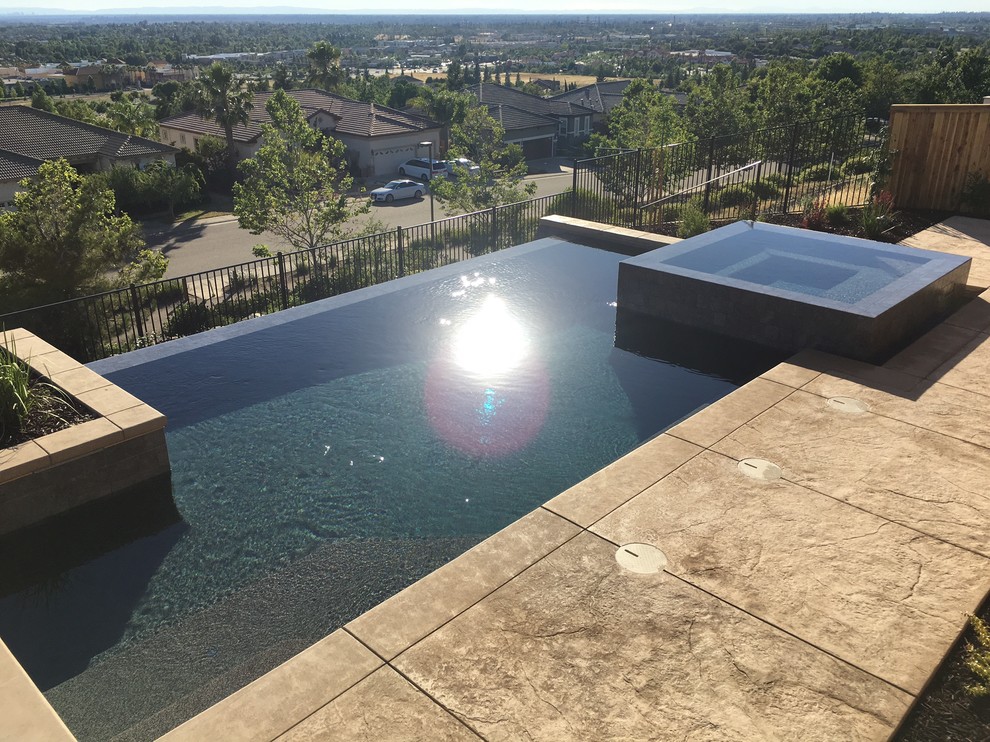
398, 158, 447, 182
444, 158, 481, 177
370, 179, 425, 203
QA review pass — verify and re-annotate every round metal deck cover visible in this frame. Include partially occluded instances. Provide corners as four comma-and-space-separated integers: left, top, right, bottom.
615, 544, 667, 574
827, 396, 869, 414
738, 458, 782, 481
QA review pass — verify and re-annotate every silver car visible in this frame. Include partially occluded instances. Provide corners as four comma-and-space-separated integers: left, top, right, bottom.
370, 179, 425, 203
444, 158, 481, 177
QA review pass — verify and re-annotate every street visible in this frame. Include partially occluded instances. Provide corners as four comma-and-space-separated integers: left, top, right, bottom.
147, 170, 574, 278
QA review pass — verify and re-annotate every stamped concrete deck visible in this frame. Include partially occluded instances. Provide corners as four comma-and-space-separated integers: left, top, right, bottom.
153, 216, 990, 742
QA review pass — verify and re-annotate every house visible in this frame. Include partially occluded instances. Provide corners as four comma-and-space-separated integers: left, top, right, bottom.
159, 88, 442, 179
0, 105, 178, 206
551, 79, 633, 128
0, 149, 43, 207
551, 80, 686, 130
467, 83, 596, 159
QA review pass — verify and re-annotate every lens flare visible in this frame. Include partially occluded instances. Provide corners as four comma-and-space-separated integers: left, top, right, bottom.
424, 293, 549, 459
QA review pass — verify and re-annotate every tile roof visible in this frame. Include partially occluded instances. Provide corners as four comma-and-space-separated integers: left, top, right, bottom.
551, 80, 633, 114
469, 83, 595, 119
485, 103, 557, 132
160, 89, 441, 142
0, 105, 177, 165
0, 148, 43, 182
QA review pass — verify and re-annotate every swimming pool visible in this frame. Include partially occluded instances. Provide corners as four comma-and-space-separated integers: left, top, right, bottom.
0, 238, 780, 740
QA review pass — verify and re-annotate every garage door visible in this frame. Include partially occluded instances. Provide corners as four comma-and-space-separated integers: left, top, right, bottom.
521, 137, 553, 160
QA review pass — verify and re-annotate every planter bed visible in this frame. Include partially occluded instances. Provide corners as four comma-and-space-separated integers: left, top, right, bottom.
0, 328, 171, 536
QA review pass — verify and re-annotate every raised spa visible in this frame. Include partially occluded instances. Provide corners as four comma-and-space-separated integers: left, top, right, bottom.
617, 222, 971, 362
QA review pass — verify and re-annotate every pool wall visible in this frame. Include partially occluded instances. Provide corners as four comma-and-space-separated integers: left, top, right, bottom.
617, 223, 971, 363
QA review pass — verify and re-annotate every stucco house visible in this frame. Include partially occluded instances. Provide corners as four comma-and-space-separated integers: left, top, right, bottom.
159, 89, 442, 179
0, 105, 178, 207
467, 83, 596, 158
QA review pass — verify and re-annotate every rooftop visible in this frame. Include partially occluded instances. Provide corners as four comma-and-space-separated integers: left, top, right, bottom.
159, 89, 441, 142
0, 106, 176, 166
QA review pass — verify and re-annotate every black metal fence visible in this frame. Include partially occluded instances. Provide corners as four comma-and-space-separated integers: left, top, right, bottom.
0, 193, 565, 363
1, 116, 882, 363
573, 115, 882, 234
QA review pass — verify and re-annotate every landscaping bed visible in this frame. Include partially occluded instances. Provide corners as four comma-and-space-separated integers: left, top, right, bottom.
763, 207, 951, 244
0, 386, 94, 449
896, 598, 990, 740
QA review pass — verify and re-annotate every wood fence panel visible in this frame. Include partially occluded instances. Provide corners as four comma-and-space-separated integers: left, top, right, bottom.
888, 104, 990, 212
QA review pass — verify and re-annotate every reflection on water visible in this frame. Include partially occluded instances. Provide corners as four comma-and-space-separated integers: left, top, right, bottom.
453, 294, 529, 376
428, 281, 549, 458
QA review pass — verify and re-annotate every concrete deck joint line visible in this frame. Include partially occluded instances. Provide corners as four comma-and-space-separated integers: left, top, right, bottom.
661, 570, 919, 698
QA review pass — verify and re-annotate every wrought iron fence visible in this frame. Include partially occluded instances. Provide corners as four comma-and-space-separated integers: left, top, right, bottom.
574, 114, 882, 234
1, 116, 883, 363
0, 194, 563, 363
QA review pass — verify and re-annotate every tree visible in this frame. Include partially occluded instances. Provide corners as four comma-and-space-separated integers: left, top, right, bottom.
152, 80, 198, 119
272, 64, 294, 91
233, 90, 368, 252
446, 59, 464, 91
0, 160, 153, 305
683, 64, 752, 141
815, 52, 864, 87
194, 62, 253, 168
144, 161, 203, 218
31, 87, 56, 112
431, 105, 536, 214
306, 41, 343, 91
106, 96, 158, 138
588, 79, 690, 152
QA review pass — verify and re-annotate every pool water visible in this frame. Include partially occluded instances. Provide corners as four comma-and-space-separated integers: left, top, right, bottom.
662, 223, 929, 304
0, 239, 780, 740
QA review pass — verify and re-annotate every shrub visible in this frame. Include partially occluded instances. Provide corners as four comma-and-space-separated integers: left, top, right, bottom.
960, 171, 990, 217
749, 179, 783, 200
677, 200, 710, 238
801, 199, 829, 232
763, 172, 787, 188
964, 614, 990, 697
713, 183, 757, 209
799, 163, 834, 183
824, 203, 849, 228
0, 336, 69, 443
841, 155, 873, 176
227, 269, 257, 293
860, 190, 896, 240
164, 301, 214, 338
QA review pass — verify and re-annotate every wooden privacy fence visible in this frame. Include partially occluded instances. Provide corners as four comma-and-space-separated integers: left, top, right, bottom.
888, 104, 990, 212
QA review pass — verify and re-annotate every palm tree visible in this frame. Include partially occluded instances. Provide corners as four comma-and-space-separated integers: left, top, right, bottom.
194, 62, 253, 167
106, 97, 157, 138
305, 42, 343, 91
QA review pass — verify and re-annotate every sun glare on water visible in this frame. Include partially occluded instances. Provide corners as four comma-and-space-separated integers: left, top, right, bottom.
452, 294, 529, 377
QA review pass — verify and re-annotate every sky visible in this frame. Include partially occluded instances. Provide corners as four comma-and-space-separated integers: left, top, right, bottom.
4, 4, 990, 15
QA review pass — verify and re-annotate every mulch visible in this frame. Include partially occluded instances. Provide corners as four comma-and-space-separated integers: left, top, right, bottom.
0, 384, 95, 449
